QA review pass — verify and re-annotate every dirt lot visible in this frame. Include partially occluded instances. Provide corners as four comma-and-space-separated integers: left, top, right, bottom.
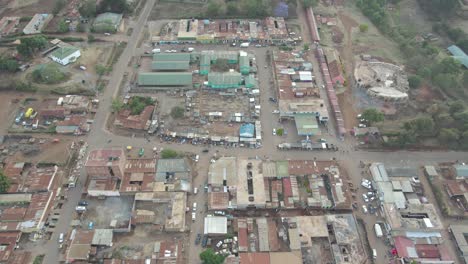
0, 0, 56, 16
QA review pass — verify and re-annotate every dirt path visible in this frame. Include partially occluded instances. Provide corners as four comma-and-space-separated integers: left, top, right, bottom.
337, 11, 359, 130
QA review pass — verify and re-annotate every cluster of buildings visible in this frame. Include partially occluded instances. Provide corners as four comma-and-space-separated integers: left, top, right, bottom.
272, 50, 328, 141
367, 163, 463, 263
154, 17, 298, 45
14, 95, 95, 135
0, 160, 67, 263
207, 157, 352, 211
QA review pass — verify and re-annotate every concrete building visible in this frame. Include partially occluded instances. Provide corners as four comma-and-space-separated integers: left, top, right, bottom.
449, 225, 468, 263
49, 46, 81, 65
203, 216, 227, 235
22, 14, 52, 35
208, 157, 237, 189
85, 148, 126, 179
236, 159, 266, 209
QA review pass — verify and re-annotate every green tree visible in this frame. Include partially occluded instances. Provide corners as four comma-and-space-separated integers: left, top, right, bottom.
95, 64, 109, 76
0, 172, 11, 193
226, 2, 239, 15
76, 23, 85, 32
276, 128, 284, 136
53, 0, 66, 15
0, 57, 19, 72
361, 108, 384, 125
79, 0, 97, 17
461, 130, 468, 148
206, 1, 221, 17
87, 34, 96, 43
16, 36, 47, 57
303, 0, 318, 8
200, 249, 226, 264
303, 43, 309, 51
438, 128, 460, 145
408, 75, 422, 89
97, 0, 131, 14
171, 106, 185, 119
432, 57, 461, 76
405, 117, 435, 136
462, 71, 468, 87
58, 20, 69, 33
418, 0, 459, 16
433, 73, 459, 91
161, 149, 178, 159
359, 24, 369, 33
449, 101, 465, 115
111, 98, 124, 112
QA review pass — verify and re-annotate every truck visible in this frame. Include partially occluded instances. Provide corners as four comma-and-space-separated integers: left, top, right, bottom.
374, 223, 383, 238
240, 42, 250, 48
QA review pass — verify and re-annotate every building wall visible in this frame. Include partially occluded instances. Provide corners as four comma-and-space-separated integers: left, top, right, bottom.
50, 50, 81, 66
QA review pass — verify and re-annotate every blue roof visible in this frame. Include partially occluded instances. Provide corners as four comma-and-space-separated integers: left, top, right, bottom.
447, 45, 468, 68
454, 164, 468, 178
239, 123, 255, 138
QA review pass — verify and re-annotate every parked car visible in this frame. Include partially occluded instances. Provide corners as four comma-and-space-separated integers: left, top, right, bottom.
201, 235, 208, 247
216, 241, 223, 248
362, 193, 369, 202
214, 211, 225, 216
193, 187, 198, 194
272, 128, 277, 136
192, 202, 197, 211
58, 233, 64, 243
272, 110, 280, 114
192, 212, 196, 222
362, 205, 368, 214
269, 97, 277, 103
78, 200, 88, 206
202, 149, 209, 153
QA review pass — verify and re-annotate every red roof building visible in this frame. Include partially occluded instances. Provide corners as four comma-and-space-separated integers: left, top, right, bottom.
0, 231, 21, 263
239, 253, 270, 264
415, 244, 441, 259
85, 148, 126, 179
328, 60, 345, 86
115, 105, 154, 130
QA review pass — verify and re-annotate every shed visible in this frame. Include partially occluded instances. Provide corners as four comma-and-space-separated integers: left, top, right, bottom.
239, 123, 255, 138
239, 55, 250, 75
454, 164, 468, 179
91, 229, 113, 246
447, 45, 468, 68
203, 216, 227, 235
138, 72, 192, 86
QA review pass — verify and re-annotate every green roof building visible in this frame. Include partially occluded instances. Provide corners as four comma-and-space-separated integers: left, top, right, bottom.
200, 54, 211, 75
245, 74, 257, 89
152, 61, 190, 71
50, 46, 81, 66
201, 50, 238, 64
153, 53, 191, 62
294, 114, 320, 136
138, 72, 193, 86
207, 72, 242, 89
93, 12, 123, 33
239, 55, 250, 75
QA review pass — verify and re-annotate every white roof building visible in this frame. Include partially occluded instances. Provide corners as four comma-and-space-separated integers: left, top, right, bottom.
204, 216, 227, 235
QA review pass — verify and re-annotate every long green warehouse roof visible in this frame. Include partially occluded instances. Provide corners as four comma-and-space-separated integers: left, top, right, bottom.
153, 53, 191, 62
152, 61, 190, 71
138, 72, 193, 86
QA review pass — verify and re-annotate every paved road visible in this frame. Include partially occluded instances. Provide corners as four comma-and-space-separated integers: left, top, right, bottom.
42, 1, 468, 262
42, 0, 157, 263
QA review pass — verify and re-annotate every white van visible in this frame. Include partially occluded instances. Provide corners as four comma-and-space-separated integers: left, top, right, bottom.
152, 48, 161, 53
372, 249, 377, 259
58, 233, 64, 243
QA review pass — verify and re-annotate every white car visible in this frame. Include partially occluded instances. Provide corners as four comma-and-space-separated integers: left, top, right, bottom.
192, 212, 196, 221
272, 110, 280, 114
216, 241, 223, 248
255, 44, 262, 48
165, 50, 171, 53
362, 205, 368, 213
192, 202, 197, 211
358, 123, 367, 128
193, 187, 198, 194
362, 194, 369, 202
170, 50, 177, 53
272, 128, 277, 136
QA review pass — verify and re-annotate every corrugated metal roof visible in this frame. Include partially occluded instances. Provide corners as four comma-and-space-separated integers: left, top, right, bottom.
454, 164, 468, 178
239, 123, 254, 138
153, 53, 190, 62
447, 45, 468, 68
203, 216, 227, 235
207, 72, 241, 88
138, 72, 192, 86
151, 61, 189, 71
294, 114, 320, 136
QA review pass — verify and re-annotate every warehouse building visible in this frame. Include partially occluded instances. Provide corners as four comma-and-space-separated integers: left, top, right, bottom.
138, 72, 193, 87
294, 114, 320, 136
153, 53, 191, 62
151, 61, 189, 71
49, 46, 81, 66
207, 72, 241, 89
240, 53, 250, 75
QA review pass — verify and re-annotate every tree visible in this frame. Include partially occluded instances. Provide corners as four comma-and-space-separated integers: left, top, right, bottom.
76, 23, 85, 33
53, 0, 66, 15
418, 0, 459, 16
432, 57, 461, 76
243, 0, 269, 18
438, 128, 460, 145
449, 101, 465, 115
0, 57, 19, 72
200, 249, 225, 264
87, 34, 96, 43
98, 0, 130, 14
111, 98, 124, 112
408, 75, 422, 89
171, 106, 185, 119
303, 0, 318, 8
361, 108, 384, 125
359, 24, 369, 33
404, 117, 435, 137
58, 20, 69, 33
95, 64, 109, 76
79, 0, 97, 18
461, 130, 468, 148
206, 1, 221, 17
433, 73, 459, 91
462, 71, 468, 87
161, 149, 178, 159
226, 2, 239, 15
0, 172, 11, 193
16, 36, 47, 57
303, 43, 309, 51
